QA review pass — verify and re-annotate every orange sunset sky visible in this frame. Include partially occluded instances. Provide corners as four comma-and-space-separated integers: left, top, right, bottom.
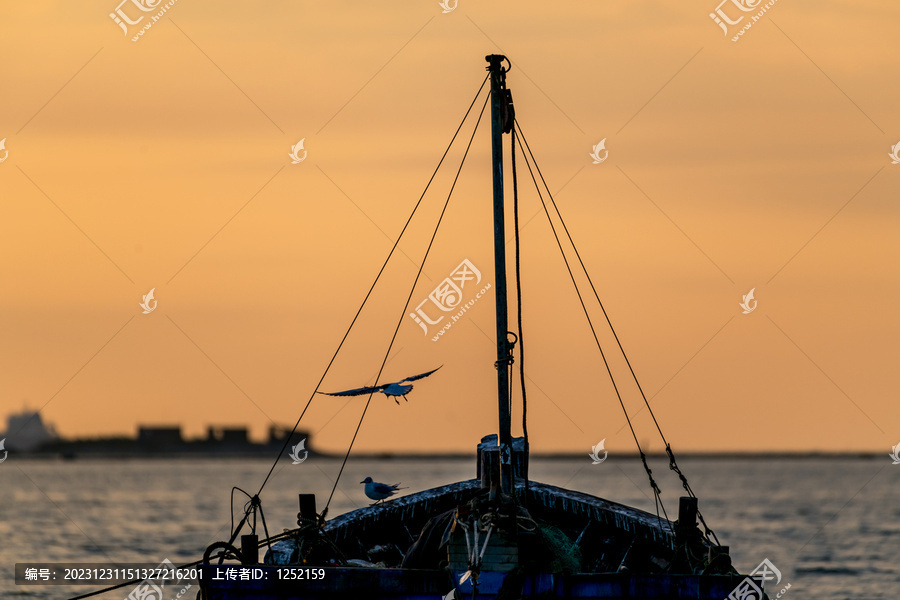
1, 1, 898, 454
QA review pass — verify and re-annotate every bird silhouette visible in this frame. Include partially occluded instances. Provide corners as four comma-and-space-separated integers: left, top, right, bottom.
360, 476, 407, 505
319, 366, 442, 404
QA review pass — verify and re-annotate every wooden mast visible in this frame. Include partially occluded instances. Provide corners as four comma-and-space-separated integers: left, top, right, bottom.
486, 54, 514, 495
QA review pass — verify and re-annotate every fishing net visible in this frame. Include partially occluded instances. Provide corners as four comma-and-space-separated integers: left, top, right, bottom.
537, 524, 581, 574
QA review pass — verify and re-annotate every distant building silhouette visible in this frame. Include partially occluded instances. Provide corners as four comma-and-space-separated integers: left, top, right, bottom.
137, 426, 183, 447
1, 413, 317, 457
267, 424, 301, 444
1, 410, 59, 451
207, 426, 249, 445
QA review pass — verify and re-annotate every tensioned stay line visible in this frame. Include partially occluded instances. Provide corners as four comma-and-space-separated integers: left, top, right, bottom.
513, 119, 670, 528
516, 124, 671, 448
516, 121, 718, 542
65, 73, 492, 600
324, 91, 492, 510
253, 74, 489, 500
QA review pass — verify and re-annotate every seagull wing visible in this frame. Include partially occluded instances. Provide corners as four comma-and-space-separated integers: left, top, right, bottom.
400, 365, 443, 383
318, 384, 385, 397
372, 481, 398, 495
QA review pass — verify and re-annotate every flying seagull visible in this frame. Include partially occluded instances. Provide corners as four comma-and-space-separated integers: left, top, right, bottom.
360, 476, 406, 505
319, 366, 442, 404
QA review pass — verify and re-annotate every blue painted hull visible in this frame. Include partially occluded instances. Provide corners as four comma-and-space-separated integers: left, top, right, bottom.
199, 565, 755, 599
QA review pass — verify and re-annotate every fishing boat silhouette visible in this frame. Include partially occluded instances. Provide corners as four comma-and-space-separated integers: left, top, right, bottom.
74, 55, 769, 600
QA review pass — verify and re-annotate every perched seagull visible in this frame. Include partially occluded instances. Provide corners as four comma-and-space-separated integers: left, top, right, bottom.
319, 366, 442, 404
361, 477, 406, 505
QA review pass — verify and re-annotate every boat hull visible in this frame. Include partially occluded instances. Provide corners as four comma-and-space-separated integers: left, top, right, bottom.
199, 565, 754, 599
199, 479, 760, 599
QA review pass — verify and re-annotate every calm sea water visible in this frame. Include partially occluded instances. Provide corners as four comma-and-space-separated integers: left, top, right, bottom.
1, 456, 896, 599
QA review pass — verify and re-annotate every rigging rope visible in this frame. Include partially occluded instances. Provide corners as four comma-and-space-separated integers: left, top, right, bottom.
324, 91, 492, 510
67, 78, 493, 600
251, 73, 490, 503
511, 131, 530, 493
512, 120, 670, 528
514, 121, 719, 544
